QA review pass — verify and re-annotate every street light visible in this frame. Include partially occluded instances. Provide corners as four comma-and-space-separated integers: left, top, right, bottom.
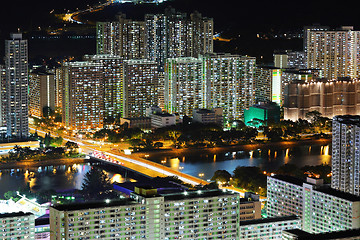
161, 160, 166, 176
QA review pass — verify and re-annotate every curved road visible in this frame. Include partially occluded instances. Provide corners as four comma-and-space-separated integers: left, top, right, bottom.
30, 127, 266, 199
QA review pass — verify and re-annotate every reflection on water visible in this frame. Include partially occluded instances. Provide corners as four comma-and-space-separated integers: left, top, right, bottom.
0, 163, 132, 198
0, 144, 332, 197
149, 144, 332, 181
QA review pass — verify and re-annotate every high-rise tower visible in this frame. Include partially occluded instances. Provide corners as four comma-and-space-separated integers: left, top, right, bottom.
3, 33, 29, 139
306, 26, 360, 80
332, 115, 360, 196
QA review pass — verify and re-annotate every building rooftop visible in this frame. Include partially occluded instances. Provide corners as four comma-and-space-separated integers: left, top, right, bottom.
269, 175, 306, 186
240, 215, 300, 226
153, 112, 174, 117
35, 217, 49, 226
333, 115, 360, 126
315, 187, 360, 202
51, 199, 137, 212
163, 189, 237, 201
284, 228, 360, 239
0, 211, 33, 219
193, 109, 214, 114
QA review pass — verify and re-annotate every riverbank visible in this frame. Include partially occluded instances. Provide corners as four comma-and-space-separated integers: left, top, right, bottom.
0, 158, 88, 170
132, 138, 332, 159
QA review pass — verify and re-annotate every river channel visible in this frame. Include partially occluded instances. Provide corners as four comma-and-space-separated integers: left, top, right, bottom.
0, 143, 331, 198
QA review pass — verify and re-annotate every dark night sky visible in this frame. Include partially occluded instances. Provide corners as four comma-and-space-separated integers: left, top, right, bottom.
1, 0, 359, 33
0, 0, 359, 63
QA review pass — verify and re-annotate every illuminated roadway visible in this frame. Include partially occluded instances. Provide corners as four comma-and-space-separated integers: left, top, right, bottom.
30, 127, 207, 186
62, 0, 166, 24
30, 127, 267, 199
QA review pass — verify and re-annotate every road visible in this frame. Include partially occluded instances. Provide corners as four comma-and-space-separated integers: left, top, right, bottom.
62, 0, 167, 24
30, 127, 207, 186
30, 127, 267, 199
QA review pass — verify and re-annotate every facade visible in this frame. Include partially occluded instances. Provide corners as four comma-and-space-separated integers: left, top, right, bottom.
254, 66, 280, 104
0, 211, 35, 240
302, 181, 360, 233
120, 117, 151, 129
96, 14, 145, 59
239, 215, 301, 240
151, 112, 176, 128
273, 50, 306, 69
54, 68, 63, 110
267, 175, 360, 233
306, 26, 360, 80
267, 175, 304, 218
204, 53, 256, 121
85, 54, 124, 119
50, 189, 240, 240
96, 21, 121, 55
287, 51, 307, 69
283, 228, 360, 240
0, 65, 6, 127
123, 59, 159, 118
62, 62, 104, 130
283, 78, 360, 121
3, 33, 29, 139
332, 115, 360, 196
244, 102, 280, 127
192, 108, 223, 125
164, 57, 204, 117
239, 192, 261, 221
35, 218, 50, 240
145, 8, 213, 70
29, 71, 56, 118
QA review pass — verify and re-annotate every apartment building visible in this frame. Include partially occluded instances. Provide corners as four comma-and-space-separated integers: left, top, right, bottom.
267, 175, 360, 233
0, 211, 35, 240
50, 189, 240, 240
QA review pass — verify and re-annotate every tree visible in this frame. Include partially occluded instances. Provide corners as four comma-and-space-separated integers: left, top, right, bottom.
154, 142, 163, 149
211, 170, 231, 184
305, 110, 322, 123
43, 133, 52, 147
276, 164, 303, 178
43, 106, 54, 118
81, 168, 117, 200
65, 141, 79, 154
52, 136, 63, 146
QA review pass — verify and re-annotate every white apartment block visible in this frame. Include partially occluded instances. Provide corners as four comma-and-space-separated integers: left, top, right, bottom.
164, 57, 205, 117
203, 53, 256, 121
84, 54, 124, 119
3, 33, 29, 139
306, 26, 360, 80
267, 175, 304, 218
61, 61, 104, 130
123, 59, 159, 118
332, 115, 360, 196
0, 211, 35, 240
28, 71, 56, 118
145, 8, 213, 71
151, 112, 176, 128
302, 181, 360, 233
267, 175, 360, 233
283, 228, 360, 240
96, 13, 146, 59
50, 189, 240, 240
273, 51, 306, 69
240, 215, 301, 240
